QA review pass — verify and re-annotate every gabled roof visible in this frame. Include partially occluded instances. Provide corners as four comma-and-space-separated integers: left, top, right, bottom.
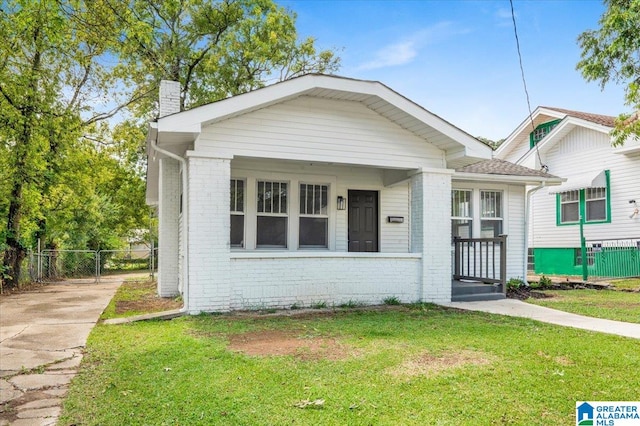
494, 106, 615, 164
540, 107, 616, 128
152, 74, 493, 164
147, 74, 496, 203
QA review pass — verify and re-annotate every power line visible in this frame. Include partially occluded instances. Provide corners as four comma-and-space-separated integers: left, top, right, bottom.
509, 0, 547, 172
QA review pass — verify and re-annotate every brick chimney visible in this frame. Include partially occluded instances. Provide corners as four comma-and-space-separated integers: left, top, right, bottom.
159, 80, 181, 118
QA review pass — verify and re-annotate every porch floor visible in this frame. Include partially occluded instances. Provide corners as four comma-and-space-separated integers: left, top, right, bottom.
451, 280, 505, 302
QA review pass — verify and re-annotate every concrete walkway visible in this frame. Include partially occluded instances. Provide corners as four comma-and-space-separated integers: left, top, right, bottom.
442, 298, 640, 339
0, 279, 121, 425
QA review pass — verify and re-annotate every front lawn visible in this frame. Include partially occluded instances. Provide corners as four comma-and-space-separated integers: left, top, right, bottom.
526, 289, 640, 324
60, 306, 640, 425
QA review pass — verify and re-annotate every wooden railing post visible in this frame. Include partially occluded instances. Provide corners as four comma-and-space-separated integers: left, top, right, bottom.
499, 234, 507, 294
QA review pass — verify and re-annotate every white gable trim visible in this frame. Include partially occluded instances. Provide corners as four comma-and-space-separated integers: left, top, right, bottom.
156, 74, 492, 160
517, 116, 612, 165
495, 107, 613, 160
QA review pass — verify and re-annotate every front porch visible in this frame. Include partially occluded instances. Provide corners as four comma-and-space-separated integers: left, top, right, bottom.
451, 235, 507, 301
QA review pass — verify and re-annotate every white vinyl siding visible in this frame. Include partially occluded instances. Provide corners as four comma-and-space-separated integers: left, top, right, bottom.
197, 96, 445, 170
529, 126, 638, 248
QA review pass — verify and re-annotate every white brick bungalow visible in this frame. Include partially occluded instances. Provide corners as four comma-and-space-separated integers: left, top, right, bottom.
146, 74, 561, 313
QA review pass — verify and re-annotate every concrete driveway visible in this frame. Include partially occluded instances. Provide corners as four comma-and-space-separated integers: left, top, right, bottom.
0, 279, 121, 425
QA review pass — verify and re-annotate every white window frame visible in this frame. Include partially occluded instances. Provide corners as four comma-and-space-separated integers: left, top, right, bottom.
451, 189, 473, 238
230, 179, 245, 248
299, 183, 329, 249
559, 190, 580, 224
585, 187, 607, 222
451, 186, 508, 239
256, 180, 289, 249
480, 190, 503, 238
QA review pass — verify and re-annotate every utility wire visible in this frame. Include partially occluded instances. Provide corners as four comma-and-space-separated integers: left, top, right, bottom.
509, 0, 547, 172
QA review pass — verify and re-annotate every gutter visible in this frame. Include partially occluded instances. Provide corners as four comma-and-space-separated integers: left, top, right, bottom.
149, 135, 190, 314
524, 183, 545, 285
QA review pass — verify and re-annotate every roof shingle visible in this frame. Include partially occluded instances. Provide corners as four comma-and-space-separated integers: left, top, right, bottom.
541, 106, 616, 128
456, 159, 559, 178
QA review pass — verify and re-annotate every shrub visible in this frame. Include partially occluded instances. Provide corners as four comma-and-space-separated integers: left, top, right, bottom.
507, 277, 525, 291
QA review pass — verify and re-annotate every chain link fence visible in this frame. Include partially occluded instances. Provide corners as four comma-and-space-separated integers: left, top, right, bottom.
20, 247, 158, 284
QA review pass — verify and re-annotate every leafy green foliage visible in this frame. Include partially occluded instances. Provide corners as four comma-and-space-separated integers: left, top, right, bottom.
577, 0, 640, 145
0, 0, 339, 288
506, 277, 525, 290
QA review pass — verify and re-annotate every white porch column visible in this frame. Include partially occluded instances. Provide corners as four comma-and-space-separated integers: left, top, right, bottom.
186, 153, 232, 313
157, 157, 180, 297
410, 170, 453, 303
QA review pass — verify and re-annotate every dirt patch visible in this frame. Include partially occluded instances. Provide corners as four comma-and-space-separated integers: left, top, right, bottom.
390, 349, 495, 377
115, 298, 182, 314
507, 287, 552, 300
113, 280, 182, 314
228, 329, 353, 361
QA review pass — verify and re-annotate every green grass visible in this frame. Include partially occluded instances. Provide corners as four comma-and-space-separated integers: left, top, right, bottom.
60, 306, 640, 425
527, 289, 640, 324
100, 278, 181, 320
610, 277, 640, 291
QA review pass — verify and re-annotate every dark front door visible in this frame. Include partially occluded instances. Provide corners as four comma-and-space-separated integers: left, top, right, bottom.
348, 190, 379, 252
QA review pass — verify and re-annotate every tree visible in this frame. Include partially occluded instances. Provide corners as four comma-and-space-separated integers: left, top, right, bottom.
107, 0, 340, 114
0, 0, 143, 288
577, 0, 640, 146
1, 0, 340, 289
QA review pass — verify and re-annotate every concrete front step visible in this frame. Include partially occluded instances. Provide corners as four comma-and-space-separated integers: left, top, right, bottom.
451, 293, 506, 302
452, 282, 503, 296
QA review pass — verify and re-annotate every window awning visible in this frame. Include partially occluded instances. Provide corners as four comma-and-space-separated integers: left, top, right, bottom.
548, 170, 606, 194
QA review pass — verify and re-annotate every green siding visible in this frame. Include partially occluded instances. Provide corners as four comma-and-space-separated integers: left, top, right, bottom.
533, 248, 581, 275
534, 247, 640, 277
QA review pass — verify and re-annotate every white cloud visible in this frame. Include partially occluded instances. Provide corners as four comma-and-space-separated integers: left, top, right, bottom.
358, 40, 418, 70
356, 21, 468, 71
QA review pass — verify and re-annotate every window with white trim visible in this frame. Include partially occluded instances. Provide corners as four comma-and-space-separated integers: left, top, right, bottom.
299, 183, 328, 248
451, 189, 472, 238
256, 180, 288, 248
230, 179, 245, 248
559, 190, 580, 223
480, 190, 503, 237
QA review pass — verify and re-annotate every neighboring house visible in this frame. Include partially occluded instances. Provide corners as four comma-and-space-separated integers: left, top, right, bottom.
145, 74, 560, 313
495, 106, 640, 277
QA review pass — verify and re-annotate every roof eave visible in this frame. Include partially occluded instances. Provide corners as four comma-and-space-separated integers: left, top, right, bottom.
453, 172, 565, 186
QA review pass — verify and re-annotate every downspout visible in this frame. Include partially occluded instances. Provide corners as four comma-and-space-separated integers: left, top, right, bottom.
150, 136, 189, 314
524, 182, 545, 285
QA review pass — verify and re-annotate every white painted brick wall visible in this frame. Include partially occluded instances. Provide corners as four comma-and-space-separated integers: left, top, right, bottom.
158, 158, 180, 297
410, 171, 452, 303
186, 156, 231, 313
228, 255, 421, 309
159, 80, 181, 117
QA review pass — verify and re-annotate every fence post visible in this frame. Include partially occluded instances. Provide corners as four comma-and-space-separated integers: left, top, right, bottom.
96, 250, 100, 283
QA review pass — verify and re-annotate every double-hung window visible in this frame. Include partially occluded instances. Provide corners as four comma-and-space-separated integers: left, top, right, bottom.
451, 189, 472, 238
230, 179, 245, 247
557, 171, 610, 225
256, 180, 288, 248
299, 183, 328, 248
480, 191, 503, 237
559, 190, 580, 223
585, 187, 607, 221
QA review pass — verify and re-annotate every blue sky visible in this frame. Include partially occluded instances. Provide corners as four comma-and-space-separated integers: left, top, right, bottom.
279, 0, 626, 140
